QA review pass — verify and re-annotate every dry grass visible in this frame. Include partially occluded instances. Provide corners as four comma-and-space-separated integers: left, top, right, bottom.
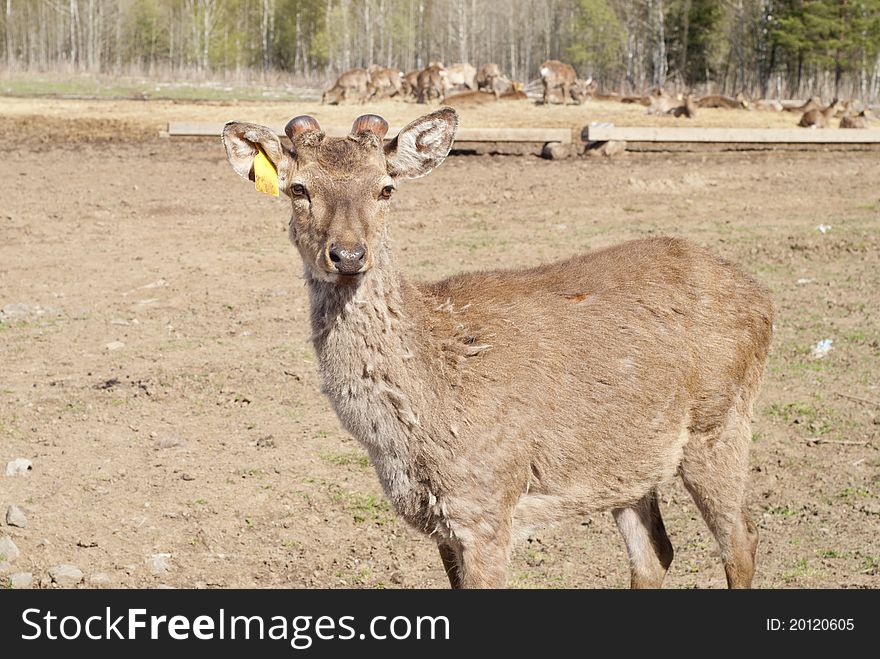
0, 95, 806, 144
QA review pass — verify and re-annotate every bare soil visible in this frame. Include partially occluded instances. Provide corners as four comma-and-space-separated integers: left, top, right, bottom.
1, 99, 878, 589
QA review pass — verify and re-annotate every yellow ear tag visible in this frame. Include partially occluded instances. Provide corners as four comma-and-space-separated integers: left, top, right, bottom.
253, 147, 279, 197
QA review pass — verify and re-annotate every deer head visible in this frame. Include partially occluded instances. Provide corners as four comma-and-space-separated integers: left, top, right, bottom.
222, 108, 459, 284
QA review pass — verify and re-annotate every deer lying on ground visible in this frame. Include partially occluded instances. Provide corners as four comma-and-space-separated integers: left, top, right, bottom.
443, 87, 527, 106
445, 63, 477, 92
784, 96, 822, 113
696, 93, 749, 110
799, 99, 839, 128
668, 94, 697, 118
839, 109, 872, 129
221, 108, 773, 589
646, 88, 678, 115
322, 68, 371, 105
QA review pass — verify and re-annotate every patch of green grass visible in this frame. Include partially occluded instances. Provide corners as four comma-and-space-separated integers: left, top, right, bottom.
780, 557, 813, 584
819, 549, 845, 559
622, 206, 645, 213
329, 489, 391, 524
838, 487, 871, 500
525, 549, 553, 566
766, 401, 835, 436
765, 504, 797, 517
845, 329, 872, 343
861, 556, 879, 575
320, 451, 369, 468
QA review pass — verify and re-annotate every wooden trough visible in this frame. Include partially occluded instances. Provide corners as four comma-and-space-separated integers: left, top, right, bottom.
582, 124, 880, 153
165, 122, 572, 158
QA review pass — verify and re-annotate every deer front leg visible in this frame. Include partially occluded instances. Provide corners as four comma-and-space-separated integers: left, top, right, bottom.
562, 83, 572, 105
453, 520, 512, 588
437, 541, 462, 589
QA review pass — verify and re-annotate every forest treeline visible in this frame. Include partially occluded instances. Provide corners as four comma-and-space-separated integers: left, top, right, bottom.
3, 1, 880, 99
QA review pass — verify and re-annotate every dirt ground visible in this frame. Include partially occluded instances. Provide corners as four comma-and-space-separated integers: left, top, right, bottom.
1, 97, 878, 589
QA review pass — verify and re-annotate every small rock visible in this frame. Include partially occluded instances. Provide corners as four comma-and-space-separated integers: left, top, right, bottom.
147, 553, 172, 575
154, 437, 184, 449
541, 141, 570, 160
0, 303, 31, 321
77, 539, 98, 548
110, 318, 130, 326
89, 572, 111, 585
105, 340, 125, 351
5, 458, 33, 476
49, 564, 84, 587
586, 140, 626, 158
0, 536, 21, 562
6, 505, 27, 528
390, 571, 405, 585
9, 572, 33, 588
180, 473, 195, 481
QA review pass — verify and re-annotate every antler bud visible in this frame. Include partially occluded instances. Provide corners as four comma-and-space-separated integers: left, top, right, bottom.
285, 115, 322, 142
350, 114, 389, 139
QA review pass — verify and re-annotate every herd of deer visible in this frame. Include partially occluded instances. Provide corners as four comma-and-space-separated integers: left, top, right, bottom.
636, 88, 874, 128
322, 60, 874, 128
321, 61, 521, 105
321, 59, 604, 106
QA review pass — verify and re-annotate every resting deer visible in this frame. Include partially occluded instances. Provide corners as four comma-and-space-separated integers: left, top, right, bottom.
840, 109, 872, 129
221, 108, 773, 589
799, 98, 839, 128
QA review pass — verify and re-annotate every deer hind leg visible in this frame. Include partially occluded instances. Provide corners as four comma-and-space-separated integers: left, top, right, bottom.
612, 489, 674, 588
680, 410, 758, 589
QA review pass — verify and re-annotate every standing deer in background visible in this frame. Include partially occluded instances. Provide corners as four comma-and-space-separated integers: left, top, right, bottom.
321, 68, 371, 105
221, 108, 773, 589
539, 60, 586, 105
368, 65, 404, 100
417, 63, 448, 103
476, 63, 510, 98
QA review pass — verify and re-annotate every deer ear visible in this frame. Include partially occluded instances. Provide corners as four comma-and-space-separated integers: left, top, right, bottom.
222, 121, 287, 181
384, 108, 458, 180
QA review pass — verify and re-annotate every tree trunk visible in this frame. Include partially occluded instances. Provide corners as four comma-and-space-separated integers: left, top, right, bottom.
651, 0, 667, 87
678, 0, 691, 82
5, 0, 14, 67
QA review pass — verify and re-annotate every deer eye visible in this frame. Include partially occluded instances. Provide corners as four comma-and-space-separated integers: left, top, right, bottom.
380, 185, 395, 199
292, 183, 306, 196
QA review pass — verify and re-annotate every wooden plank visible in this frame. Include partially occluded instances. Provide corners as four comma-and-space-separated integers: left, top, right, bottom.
168, 122, 570, 144
583, 125, 880, 144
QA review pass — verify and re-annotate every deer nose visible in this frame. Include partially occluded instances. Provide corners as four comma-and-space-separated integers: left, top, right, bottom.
328, 243, 367, 274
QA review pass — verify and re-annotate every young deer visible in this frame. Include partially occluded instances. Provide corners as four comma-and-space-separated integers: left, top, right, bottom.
222, 108, 773, 589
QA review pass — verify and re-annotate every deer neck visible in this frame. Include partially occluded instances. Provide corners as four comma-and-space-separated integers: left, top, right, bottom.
304, 239, 445, 514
